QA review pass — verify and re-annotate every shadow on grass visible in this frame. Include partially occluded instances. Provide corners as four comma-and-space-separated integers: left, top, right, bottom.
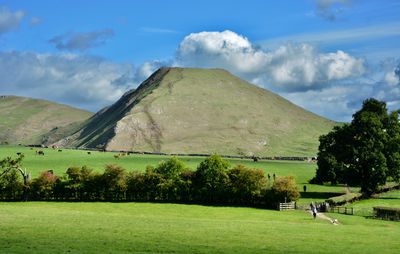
374, 197, 400, 200
300, 192, 342, 199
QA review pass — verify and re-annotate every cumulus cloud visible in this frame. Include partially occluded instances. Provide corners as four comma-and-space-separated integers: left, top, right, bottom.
49, 29, 114, 51
284, 61, 400, 122
315, 0, 352, 21
0, 51, 137, 110
177, 30, 365, 92
177, 30, 268, 74
0, 6, 25, 34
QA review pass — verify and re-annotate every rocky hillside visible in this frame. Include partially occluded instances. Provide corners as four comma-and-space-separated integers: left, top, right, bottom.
54, 67, 337, 156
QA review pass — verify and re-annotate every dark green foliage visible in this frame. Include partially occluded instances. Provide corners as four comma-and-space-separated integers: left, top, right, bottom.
64, 166, 94, 200
227, 164, 267, 204
0, 154, 29, 200
314, 98, 400, 195
385, 111, 400, 182
154, 157, 187, 179
102, 164, 127, 200
0, 154, 298, 208
194, 155, 230, 202
0, 169, 24, 199
30, 171, 58, 199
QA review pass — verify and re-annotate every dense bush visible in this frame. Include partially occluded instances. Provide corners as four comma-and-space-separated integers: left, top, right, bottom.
30, 171, 58, 200
0, 155, 300, 208
227, 165, 267, 204
269, 176, 300, 203
0, 169, 24, 200
193, 155, 230, 203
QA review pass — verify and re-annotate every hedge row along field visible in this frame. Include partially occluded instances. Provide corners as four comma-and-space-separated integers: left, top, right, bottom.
0, 145, 348, 195
1, 155, 299, 207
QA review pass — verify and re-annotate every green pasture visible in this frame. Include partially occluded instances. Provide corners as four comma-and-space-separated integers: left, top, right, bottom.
0, 202, 399, 254
0, 145, 346, 196
345, 190, 400, 216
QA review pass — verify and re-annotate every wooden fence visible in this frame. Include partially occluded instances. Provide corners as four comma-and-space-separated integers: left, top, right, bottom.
279, 202, 296, 211
329, 206, 353, 215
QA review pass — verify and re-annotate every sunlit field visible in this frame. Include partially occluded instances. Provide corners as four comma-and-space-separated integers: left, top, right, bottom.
1, 202, 399, 254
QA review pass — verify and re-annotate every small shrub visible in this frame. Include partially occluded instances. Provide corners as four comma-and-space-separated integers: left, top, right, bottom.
270, 176, 300, 203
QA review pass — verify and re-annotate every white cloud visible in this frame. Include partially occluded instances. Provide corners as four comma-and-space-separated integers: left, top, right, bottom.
177, 30, 365, 91
0, 51, 137, 110
135, 61, 166, 81
177, 30, 268, 74
384, 71, 399, 86
0, 6, 25, 34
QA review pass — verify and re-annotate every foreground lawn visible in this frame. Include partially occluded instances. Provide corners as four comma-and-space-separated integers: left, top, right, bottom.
0, 202, 399, 254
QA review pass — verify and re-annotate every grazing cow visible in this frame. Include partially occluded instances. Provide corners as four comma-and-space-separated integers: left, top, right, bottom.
252, 156, 259, 162
58, 149, 62, 152
87, 151, 91, 155
37, 150, 45, 155
114, 154, 120, 159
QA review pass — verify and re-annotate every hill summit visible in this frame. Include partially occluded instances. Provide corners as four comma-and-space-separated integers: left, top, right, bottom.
54, 67, 336, 156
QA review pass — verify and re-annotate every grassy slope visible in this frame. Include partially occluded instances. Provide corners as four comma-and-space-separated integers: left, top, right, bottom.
0, 202, 399, 254
64, 68, 336, 156
0, 96, 92, 144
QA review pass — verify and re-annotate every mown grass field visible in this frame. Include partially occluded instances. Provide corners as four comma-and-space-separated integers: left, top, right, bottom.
0, 202, 399, 254
0, 145, 346, 196
1, 145, 399, 253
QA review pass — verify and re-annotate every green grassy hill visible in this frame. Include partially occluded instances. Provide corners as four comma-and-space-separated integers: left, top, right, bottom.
0, 96, 93, 145
56, 67, 337, 156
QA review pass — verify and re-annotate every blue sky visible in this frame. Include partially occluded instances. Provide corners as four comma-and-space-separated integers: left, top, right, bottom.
0, 0, 399, 121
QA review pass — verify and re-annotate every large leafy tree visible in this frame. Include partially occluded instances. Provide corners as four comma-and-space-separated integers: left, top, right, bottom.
194, 155, 230, 202
314, 98, 399, 195
385, 110, 400, 182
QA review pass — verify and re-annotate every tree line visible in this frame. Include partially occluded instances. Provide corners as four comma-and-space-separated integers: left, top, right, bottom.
312, 98, 400, 195
0, 155, 299, 208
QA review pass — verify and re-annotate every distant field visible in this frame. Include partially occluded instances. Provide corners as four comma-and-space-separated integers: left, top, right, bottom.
0, 145, 346, 196
0, 202, 399, 254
